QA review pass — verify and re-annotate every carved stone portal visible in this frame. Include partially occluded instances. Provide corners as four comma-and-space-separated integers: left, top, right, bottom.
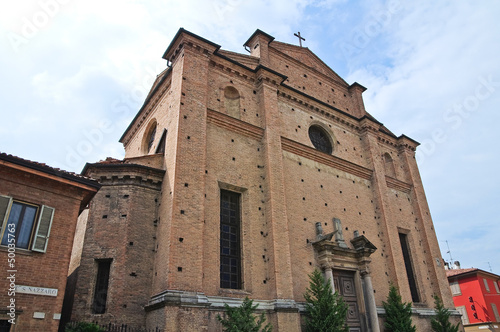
312, 228, 379, 332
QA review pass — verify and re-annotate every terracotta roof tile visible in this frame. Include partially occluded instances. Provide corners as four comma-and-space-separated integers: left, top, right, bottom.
0, 152, 99, 188
446, 268, 479, 278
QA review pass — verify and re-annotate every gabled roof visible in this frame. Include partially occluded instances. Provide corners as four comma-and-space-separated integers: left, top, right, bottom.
269, 41, 348, 87
120, 28, 419, 149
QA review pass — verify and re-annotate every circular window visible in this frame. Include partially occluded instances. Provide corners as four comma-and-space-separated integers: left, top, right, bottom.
308, 125, 332, 154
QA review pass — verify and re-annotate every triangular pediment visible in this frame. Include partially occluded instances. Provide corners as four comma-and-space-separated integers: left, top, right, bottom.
269, 41, 348, 87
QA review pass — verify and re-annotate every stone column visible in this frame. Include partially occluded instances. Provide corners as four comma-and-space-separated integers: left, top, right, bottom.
361, 269, 380, 332
324, 267, 335, 293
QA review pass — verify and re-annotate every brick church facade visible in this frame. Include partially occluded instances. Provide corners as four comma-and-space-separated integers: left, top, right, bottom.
70, 28, 459, 331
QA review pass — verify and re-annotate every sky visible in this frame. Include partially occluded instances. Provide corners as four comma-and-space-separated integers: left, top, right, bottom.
1, 1, 499, 274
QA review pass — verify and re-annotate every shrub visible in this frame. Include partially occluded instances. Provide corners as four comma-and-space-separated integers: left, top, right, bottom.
217, 296, 272, 332
303, 269, 349, 332
382, 284, 416, 332
431, 295, 460, 332
65, 322, 105, 332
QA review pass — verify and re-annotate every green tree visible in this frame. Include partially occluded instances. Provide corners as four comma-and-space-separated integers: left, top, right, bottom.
303, 269, 349, 332
217, 296, 272, 332
431, 295, 460, 332
382, 284, 416, 332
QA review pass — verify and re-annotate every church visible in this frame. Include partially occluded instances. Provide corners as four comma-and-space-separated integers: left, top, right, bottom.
68, 28, 459, 331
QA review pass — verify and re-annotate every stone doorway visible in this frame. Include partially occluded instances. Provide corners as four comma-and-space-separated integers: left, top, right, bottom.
333, 270, 363, 332
313, 222, 379, 332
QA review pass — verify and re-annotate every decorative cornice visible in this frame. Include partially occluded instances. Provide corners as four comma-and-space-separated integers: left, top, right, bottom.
144, 290, 453, 319
120, 76, 172, 147
376, 307, 460, 317
162, 28, 220, 62
96, 174, 163, 191
145, 290, 300, 313
359, 117, 404, 149
397, 134, 420, 152
360, 117, 381, 135
84, 163, 165, 191
209, 59, 256, 84
377, 135, 399, 148
278, 89, 361, 132
349, 82, 367, 92
207, 108, 264, 140
385, 175, 412, 193
313, 235, 377, 271
255, 65, 287, 86
313, 236, 377, 259
281, 137, 373, 180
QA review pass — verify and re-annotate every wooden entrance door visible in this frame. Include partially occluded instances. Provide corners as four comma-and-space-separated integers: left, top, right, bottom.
333, 270, 363, 332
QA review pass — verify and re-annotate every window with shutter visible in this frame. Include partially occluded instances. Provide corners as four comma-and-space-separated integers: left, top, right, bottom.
491, 303, 500, 323
0, 195, 13, 231
484, 278, 491, 292
450, 280, 461, 295
32, 205, 54, 252
0, 196, 54, 253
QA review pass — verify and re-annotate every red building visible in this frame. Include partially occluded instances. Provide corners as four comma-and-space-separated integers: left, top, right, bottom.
447, 268, 500, 332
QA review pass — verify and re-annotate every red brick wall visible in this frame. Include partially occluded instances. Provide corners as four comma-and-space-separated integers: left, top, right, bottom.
71, 164, 163, 328
72, 30, 454, 331
0, 164, 95, 332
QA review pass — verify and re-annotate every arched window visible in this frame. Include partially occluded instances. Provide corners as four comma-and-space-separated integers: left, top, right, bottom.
142, 120, 157, 154
383, 153, 396, 178
224, 86, 240, 119
148, 125, 156, 152
308, 125, 332, 154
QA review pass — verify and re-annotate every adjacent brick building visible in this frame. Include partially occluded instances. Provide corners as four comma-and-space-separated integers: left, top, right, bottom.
447, 268, 500, 332
70, 28, 459, 331
0, 153, 100, 332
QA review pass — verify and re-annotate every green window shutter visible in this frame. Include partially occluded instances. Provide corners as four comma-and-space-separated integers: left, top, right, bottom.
0, 195, 13, 232
32, 205, 54, 253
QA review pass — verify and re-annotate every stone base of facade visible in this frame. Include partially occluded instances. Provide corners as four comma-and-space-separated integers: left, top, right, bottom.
464, 322, 499, 332
140, 290, 461, 332
144, 290, 302, 331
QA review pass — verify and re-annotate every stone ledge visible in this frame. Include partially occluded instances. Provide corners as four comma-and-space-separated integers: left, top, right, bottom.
376, 306, 460, 317
145, 290, 301, 313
